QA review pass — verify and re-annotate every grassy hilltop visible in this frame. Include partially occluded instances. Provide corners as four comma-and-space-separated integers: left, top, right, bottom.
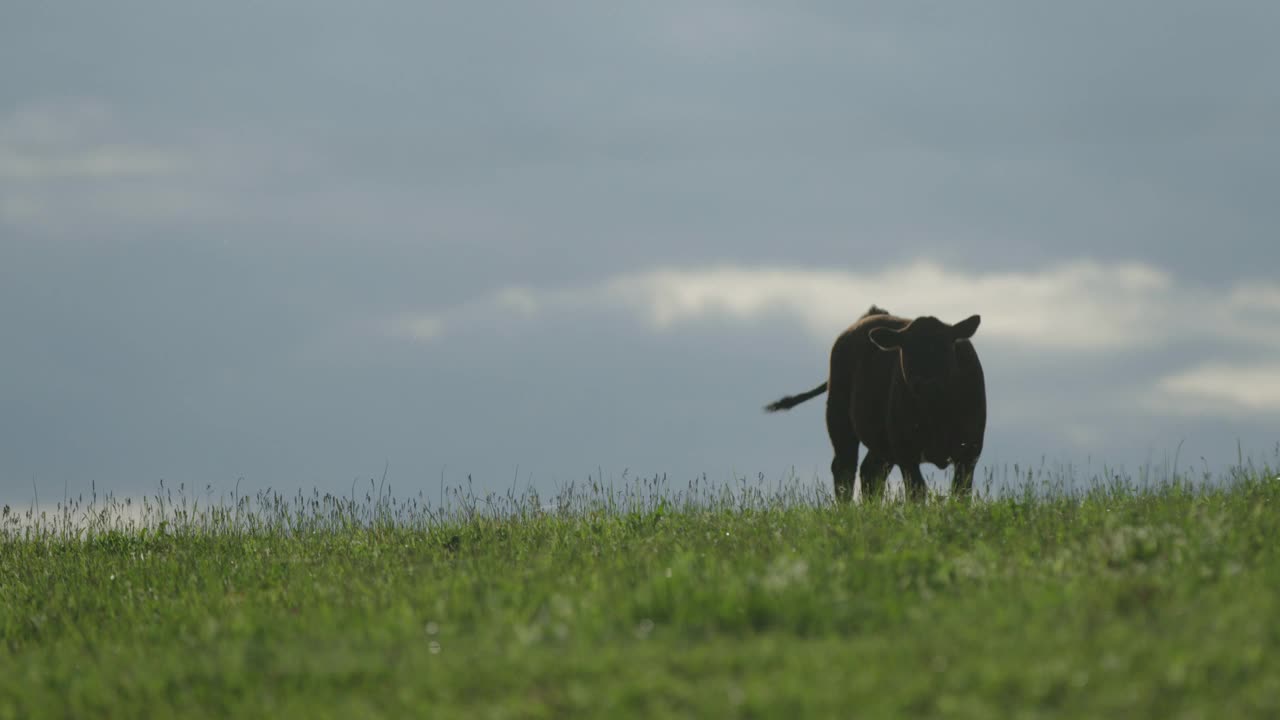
2, 466, 1279, 718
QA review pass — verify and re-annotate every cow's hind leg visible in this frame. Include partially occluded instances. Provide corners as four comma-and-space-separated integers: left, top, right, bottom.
830, 455, 857, 503
859, 450, 891, 502
825, 398, 859, 503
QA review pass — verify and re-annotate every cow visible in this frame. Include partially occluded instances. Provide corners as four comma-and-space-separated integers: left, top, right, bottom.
765, 305, 986, 502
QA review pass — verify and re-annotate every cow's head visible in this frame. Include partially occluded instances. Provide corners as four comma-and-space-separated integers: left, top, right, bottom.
869, 315, 981, 401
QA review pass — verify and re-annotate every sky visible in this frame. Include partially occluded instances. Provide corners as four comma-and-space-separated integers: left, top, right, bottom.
3, 2, 1278, 506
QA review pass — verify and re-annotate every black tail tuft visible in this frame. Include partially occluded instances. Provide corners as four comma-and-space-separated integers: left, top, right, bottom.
763, 382, 828, 412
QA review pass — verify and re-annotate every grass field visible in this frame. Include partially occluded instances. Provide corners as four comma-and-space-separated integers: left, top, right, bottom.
3, 465, 1279, 718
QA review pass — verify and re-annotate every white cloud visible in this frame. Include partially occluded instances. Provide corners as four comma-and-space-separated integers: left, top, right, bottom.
1229, 284, 1280, 314
1155, 364, 1280, 415
0, 143, 187, 181
601, 261, 1180, 351
389, 260, 1280, 419
391, 259, 1280, 353
0, 100, 189, 180
386, 314, 445, 342
656, 4, 857, 63
0, 99, 251, 230
0, 100, 110, 146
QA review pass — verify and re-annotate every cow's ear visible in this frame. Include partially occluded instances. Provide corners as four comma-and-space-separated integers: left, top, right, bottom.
952, 314, 981, 340
869, 327, 904, 351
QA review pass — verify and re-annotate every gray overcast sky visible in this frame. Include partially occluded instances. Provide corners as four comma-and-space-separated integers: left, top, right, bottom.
2, 2, 1278, 505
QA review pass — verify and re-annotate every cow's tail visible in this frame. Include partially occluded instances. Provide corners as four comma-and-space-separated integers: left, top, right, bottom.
763, 382, 828, 413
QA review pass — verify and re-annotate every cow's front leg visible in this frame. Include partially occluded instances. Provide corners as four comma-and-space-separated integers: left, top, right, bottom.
902, 464, 928, 502
952, 460, 977, 499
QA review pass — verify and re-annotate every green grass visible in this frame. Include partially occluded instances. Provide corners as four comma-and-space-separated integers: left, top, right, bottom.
3, 467, 1279, 719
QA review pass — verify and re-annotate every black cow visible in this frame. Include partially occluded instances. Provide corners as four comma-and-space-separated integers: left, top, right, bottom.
765, 306, 986, 501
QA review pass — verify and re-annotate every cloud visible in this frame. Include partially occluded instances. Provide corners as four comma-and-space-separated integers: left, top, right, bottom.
607, 262, 1179, 352
1155, 364, 1280, 415
389, 259, 1280, 353
657, 5, 846, 62
0, 100, 189, 179
387, 259, 1280, 420
386, 314, 445, 342
0, 99, 250, 231
0, 142, 187, 181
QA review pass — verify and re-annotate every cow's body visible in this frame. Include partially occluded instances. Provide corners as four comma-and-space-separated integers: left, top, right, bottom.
766, 306, 986, 501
